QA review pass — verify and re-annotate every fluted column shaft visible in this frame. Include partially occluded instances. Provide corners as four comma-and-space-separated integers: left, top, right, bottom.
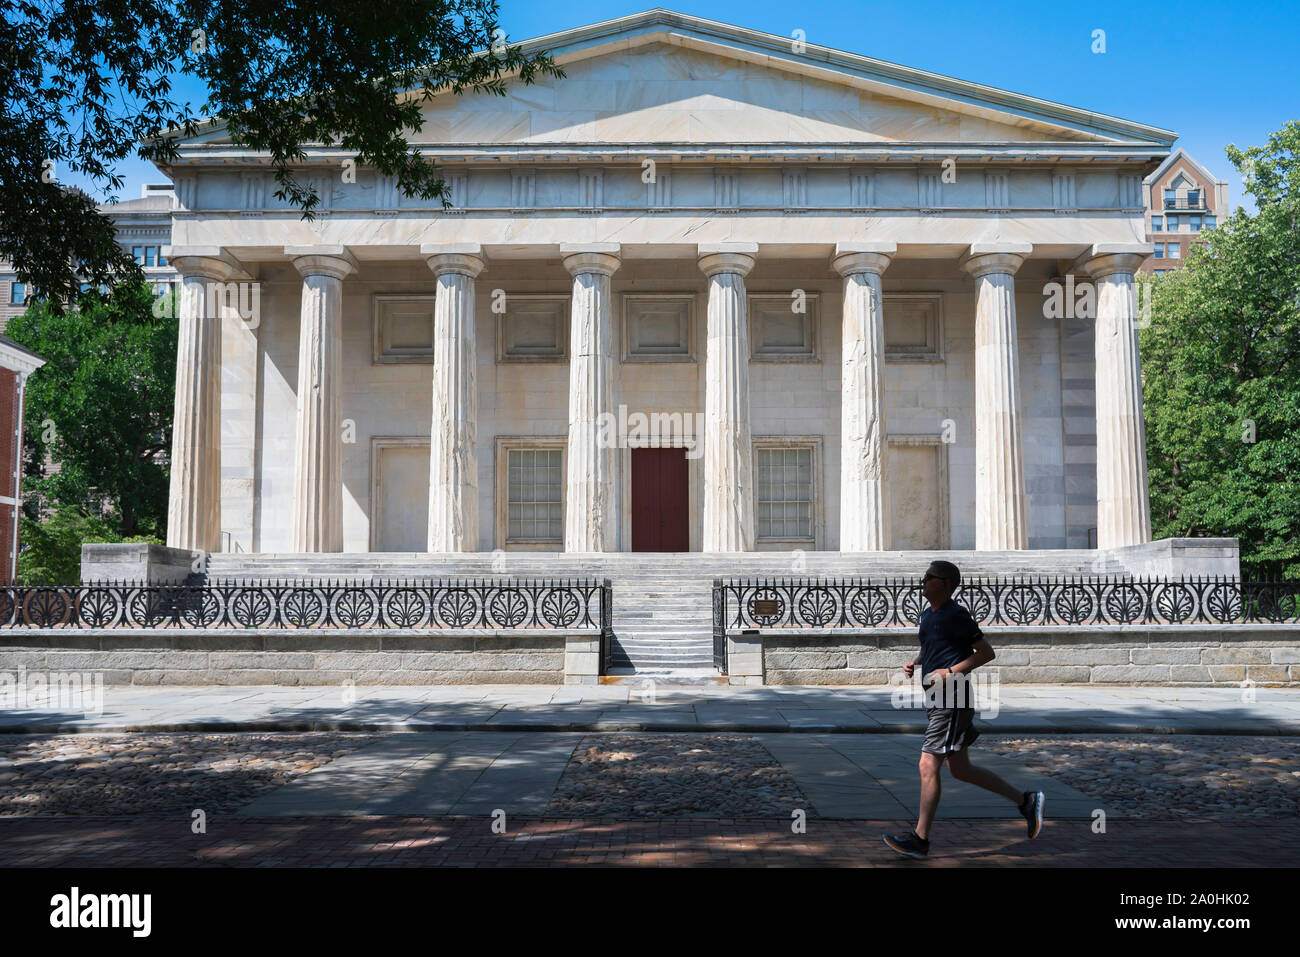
166, 255, 241, 552
699, 245, 758, 551
424, 248, 485, 551
561, 245, 620, 552
1083, 252, 1152, 548
962, 248, 1030, 550
833, 245, 895, 551
287, 247, 356, 552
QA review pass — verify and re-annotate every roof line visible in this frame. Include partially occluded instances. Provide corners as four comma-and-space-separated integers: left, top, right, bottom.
156, 7, 1177, 150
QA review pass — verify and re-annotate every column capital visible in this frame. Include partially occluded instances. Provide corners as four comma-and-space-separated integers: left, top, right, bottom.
832, 242, 897, 277
1072, 243, 1154, 280
422, 244, 486, 279
163, 246, 250, 282
697, 242, 758, 278
560, 243, 621, 277
285, 246, 358, 281
960, 242, 1032, 279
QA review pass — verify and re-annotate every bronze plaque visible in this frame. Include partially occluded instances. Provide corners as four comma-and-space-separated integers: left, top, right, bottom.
751, 598, 781, 617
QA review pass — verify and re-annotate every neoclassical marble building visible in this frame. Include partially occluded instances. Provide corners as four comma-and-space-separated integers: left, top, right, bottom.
160, 9, 1179, 561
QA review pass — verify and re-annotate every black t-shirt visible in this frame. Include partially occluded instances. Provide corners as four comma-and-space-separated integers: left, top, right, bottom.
917, 599, 984, 682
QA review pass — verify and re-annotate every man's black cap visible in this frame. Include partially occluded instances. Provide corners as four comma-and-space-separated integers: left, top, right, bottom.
925, 560, 961, 586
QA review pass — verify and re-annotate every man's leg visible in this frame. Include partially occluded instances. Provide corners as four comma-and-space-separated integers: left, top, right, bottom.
946, 747, 1023, 803
915, 751, 945, 841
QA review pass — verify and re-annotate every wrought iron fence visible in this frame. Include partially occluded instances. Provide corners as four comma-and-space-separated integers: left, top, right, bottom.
0, 578, 608, 630
712, 577, 728, 674
715, 576, 1300, 631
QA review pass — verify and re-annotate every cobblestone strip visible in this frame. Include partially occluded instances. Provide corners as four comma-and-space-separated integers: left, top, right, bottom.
980, 734, 1300, 818
0, 733, 380, 817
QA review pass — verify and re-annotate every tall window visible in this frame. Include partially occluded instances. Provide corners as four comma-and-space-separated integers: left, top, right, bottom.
1187, 190, 1200, 207
132, 246, 144, 264
506, 449, 562, 542
756, 447, 814, 540
1167, 215, 1180, 232
1164, 189, 1177, 207
10, 282, 25, 305
1189, 216, 1202, 231
1151, 218, 1162, 232
1153, 243, 1164, 259
158, 248, 168, 267
1204, 216, 1216, 229
1168, 243, 1180, 259
144, 247, 157, 267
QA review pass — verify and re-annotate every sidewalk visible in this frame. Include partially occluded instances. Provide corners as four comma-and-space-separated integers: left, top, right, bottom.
3, 684, 1300, 734
3, 815, 1293, 867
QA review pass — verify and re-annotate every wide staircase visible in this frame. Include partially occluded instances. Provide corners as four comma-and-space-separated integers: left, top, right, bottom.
205, 550, 1132, 677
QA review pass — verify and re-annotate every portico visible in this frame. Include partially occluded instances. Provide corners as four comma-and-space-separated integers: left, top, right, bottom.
163, 238, 1154, 557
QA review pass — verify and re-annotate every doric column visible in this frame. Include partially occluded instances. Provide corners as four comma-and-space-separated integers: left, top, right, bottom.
1075, 243, 1155, 549
698, 242, 758, 552
560, 243, 620, 552
163, 247, 248, 553
422, 244, 485, 552
286, 246, 356, 552
960, 243, 1031, 550
833, 242, 896, 551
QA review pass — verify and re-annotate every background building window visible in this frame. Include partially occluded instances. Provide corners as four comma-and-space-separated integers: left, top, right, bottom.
756, 447, 813, 540
1151, 218, 1162, 231
1153, 243, 1164, 259
507, 449, 562, 542
1205, 216, 1216, 229
1190, 216, 1202, 231
131, 246, 144, 264
10, 282, 24, 305
1167, 215, 1180, 231
158, 248, 168, 266
144, 247, 157, 267
1187, 190, 1200, 207
1164, 189, 1177, 206
1168, 243, 1180, 259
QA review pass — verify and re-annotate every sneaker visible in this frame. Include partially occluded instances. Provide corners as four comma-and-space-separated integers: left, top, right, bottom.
882, 831, 930, 859
1019, 790, 1045, 839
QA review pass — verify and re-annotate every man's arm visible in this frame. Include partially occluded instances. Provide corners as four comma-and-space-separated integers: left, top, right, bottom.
949, 638, 995, 675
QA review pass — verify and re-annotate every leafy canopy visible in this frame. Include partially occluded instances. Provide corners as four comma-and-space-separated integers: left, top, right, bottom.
0, 0, 561, 302
1140, 121, 1300, 577
6, 280, 179, 541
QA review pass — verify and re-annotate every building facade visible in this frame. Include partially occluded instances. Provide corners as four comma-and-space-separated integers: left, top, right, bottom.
0, 184, 179, 331
155, 9, 1177, 560
1140, 149, 1229, 274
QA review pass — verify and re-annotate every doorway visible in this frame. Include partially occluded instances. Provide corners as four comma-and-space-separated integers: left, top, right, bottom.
630, 447, 690, 551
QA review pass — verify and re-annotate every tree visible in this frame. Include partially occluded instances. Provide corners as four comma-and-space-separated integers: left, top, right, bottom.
6, 281, 179, 540
1140, 121, 1300, 577
0, 0, 561, 302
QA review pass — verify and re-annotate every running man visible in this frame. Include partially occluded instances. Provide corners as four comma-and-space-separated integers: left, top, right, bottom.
882, 560, 1044, 859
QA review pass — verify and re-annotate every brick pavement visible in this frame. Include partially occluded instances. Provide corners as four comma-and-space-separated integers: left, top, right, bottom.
0, 815, 1293, 867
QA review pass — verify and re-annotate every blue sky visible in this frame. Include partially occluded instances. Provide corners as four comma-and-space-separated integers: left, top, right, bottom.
87, 0, 1297, 212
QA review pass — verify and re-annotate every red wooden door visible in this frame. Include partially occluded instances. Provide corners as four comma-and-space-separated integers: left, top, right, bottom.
631, 447, 690, 551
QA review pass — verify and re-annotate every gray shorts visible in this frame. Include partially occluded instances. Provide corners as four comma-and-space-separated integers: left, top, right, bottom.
922, 706, 980, 755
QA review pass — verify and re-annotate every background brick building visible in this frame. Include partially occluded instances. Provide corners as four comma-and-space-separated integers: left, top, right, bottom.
1141, 149, 1230, 274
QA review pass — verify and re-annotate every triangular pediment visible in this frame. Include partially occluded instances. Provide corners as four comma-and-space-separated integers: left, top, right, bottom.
412, 41, 1114, 146
169, 9, 1175, 154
